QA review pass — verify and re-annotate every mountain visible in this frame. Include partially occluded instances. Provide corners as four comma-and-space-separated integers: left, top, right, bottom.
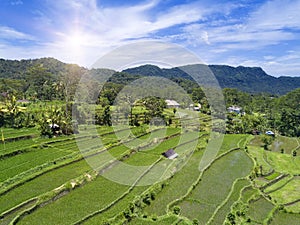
123, 64, 300, 95
0, 57, 73, 79
0, 58, 299, 95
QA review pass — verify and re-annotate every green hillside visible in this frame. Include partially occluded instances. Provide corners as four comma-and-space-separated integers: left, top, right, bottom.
123, 64, 300, 95
0, 57, 300, 224
0, 58, 300, 96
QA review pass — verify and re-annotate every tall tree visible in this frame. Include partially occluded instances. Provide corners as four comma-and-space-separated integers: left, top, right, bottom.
25, 64, 55, 100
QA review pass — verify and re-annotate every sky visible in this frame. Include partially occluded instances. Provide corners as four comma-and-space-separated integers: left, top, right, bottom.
0, 0, 300, 76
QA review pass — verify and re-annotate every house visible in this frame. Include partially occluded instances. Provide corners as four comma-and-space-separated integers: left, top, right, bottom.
49, 123, 60, 134
162, 149, 178, 159
227, 106, 242, 114
265, 131, 275, 136
17, 99, 30, 104
190, 103, 201, 111
165, 99, 180, 108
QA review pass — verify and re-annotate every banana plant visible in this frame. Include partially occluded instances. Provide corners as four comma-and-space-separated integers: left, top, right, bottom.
0, 93, 27, 127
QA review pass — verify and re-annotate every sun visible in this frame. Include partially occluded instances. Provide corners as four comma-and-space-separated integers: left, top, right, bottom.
68, 33, 84, 47
64, 32, 87, 58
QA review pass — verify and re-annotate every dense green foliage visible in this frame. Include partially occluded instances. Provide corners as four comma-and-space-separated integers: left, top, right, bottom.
223, 88, 300, 137
0, 58, 300, 224
0, 127, 299, 224
124, 64, 300, 95
0, 58, 299, 137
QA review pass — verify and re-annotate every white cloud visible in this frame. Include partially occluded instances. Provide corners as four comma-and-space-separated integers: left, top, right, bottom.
1, 0, 300, 76
248, 0, 300, 30
10, 0, 23, 6
5, 0, 216, 66
0, 26, 35, 41
180, 0, 300, 48
171, 0, 300, 76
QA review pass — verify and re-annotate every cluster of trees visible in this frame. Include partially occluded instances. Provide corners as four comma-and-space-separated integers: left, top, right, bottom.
0, 93, 29, 128
123, 64, 300, 95
223, 88, 300, 137
95, 96, 168, 127
0, 58, 299, 137
0, 94, 76, 137
0, 60, 84, 136
0, 60, 84, 101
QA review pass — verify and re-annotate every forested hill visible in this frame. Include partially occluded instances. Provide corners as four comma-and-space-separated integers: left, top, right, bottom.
0, 57, 78, 79
123, 64, 300, 95
0, 58, 300, 95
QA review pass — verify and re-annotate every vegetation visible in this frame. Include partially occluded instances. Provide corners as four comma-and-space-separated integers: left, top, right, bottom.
0, 59, 299, 224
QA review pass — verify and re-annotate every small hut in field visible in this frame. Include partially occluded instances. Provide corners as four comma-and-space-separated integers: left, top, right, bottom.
162, 149, 178, 159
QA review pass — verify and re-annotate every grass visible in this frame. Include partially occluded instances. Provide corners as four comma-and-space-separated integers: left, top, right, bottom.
8, 127, 183, 224
140, 136, 180, 156
209, 179, 251, 225
249, 135, 263, 147
0, 127, 38, 139
253, 177, 269, 187
78, 131, 189, 224
265, 151, 300, 175
179, 150, 253, 222
247, 197, 274, 223
247, 145, 273, 174
265, 171, 281, 181
123, 152, 160, 166
0, 198, 37, 225
3, 124, 300, 224
0, 134, 113, 183
264, 175, 293, 194
240, 186, 259, 203
97, 132, 198, 187
217, 134, 249, 156
126, 215, 179, 225
0, 138, 37, 156
188, 150, 253, 204
270, 135, 299, 154
0, 125, 119, 158
107, 127, 180, 159
140, 131, 199, 157
0, 147, 75, 182
18, 176, 130, 225
18, 131, 183, 224
145, 150, 204, 216
180, 201, 216, 223
1, 125, 156, 184
83, 185, 149, 224
0, 160, 91, 214
270, 210, 300, 225
285, 201, 300, 213
270, 177, 300, 204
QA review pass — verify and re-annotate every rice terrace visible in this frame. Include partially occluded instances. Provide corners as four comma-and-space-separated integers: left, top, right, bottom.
0, 56, 300, 225
1, 1, 300, 224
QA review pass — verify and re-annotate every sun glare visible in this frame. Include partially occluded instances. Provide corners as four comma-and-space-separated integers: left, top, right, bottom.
64, 32, 87, 60
68, 33, 84, 47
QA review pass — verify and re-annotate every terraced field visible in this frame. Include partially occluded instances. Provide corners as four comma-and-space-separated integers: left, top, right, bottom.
1, 125, 300, 224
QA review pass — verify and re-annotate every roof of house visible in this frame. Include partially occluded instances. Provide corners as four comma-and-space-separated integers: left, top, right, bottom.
165, 99, 180, 106
228, 106, 241, 111
17, 99, 30, 103
162, 149, 178, 159
49, 123, 59, 128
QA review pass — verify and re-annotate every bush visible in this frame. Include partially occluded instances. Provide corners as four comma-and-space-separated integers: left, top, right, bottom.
173, 205, 181, 215
193, 218, 199, 225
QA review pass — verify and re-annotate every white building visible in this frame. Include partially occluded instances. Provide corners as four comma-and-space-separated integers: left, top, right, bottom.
166, 99, 180, 108
227, 106, 242, 114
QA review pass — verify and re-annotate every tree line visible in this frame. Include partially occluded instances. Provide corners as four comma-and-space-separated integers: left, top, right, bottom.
0, 62, 299, 137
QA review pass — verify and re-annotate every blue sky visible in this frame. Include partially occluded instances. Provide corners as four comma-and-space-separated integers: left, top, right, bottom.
0, 0, 300, 76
